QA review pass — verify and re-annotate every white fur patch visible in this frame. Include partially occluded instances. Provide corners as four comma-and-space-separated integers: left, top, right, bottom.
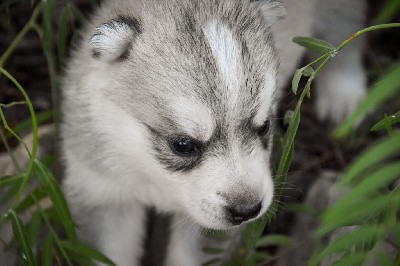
254, 71, 276, 126
203, 21, 243, 110
171, 96, 216, 141
90, 20, 133, 61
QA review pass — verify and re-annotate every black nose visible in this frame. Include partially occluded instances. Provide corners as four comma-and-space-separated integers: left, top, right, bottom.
227, 202, 262, 225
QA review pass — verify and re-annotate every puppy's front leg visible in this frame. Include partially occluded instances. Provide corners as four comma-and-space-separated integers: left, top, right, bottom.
165, 214, 239, 266
165, 215, 203, 266
95, 203, 146, 266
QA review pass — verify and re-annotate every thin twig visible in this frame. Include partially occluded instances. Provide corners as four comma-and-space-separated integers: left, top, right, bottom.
0, 3, 42, 67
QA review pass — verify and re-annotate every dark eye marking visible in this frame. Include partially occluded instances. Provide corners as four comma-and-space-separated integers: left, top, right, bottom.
170, 137, 202, 157
256, 120, 271, 137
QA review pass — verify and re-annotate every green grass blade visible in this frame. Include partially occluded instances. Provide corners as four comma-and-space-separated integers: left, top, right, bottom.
15, 187, 47, 214
27, 211, 42, 250
0, 174, 23, 188
57, 7, 70, 67
2, 184, 21, 204
373, 0, 400, 24
293, 36, 335, 55
41, 234, 54, 266
318, 193, 395, 236
60, 240, 116, 265
316, 226, 380, 262
341, 134, 400, 185
256, 234, 291, 248
33, 159, 76, 241
254, 252, 271, 262
371, 111, 400, 131
331, 253, 366, 266
277, 108, 299, 177
8, 209, 36, 266
204, 230, 229, 241
335, 64, 400, 138
333, 162, 400, 211
202, 247, 225, 255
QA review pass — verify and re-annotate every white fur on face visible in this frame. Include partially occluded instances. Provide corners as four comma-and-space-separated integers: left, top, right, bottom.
203, 21, 243, 111
171, 96, 216, 141
253, 71, 277, 126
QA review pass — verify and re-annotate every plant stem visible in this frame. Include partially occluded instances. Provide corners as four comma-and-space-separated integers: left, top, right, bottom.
336, 23, 400, 52
31, 195, 73, 266
0, 3, 42, 68
0, 108, 31, 156
0, 68, 38, 209
0, 125, 21, 172
0, 101, 26, 108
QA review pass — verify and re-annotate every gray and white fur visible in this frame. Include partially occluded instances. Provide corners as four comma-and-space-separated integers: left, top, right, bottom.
61, 0, 365, 265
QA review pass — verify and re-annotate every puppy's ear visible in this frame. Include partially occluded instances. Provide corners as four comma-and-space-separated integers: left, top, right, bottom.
90, 17, 142, 61
251, 0, 286, 27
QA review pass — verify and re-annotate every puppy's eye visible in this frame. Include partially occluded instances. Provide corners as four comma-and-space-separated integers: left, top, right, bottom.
256, 120, 271, 136
170, 137, 200, 157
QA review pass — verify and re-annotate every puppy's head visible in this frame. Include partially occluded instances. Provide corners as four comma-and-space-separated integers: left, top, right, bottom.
86, 0, 284, 229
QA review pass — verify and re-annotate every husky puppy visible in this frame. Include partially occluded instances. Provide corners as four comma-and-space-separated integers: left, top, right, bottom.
61, 0, 365, 265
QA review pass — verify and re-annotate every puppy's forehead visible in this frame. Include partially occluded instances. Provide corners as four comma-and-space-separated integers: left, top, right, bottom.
171, 96, 216, 141
203, 20, 242, 112
117, 0, 279, 136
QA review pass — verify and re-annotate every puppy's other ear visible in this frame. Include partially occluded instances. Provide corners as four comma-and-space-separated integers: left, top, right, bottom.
90, 17, 142, 61
251, 0, 286, 27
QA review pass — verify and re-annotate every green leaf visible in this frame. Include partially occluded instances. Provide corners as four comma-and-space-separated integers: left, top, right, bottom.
277, 120, 296, 177
334, 162, 400, 209
27, 211, 42, 249
205, 230, 228, 241
293, 36, 335, 55
373, 0, 400, 24
335, 64, 400, 138
341, 134, 400, 185
8, 209, 36, 266
57, 7, 70, 67
316, 226, 380, 262
256, 234, 291, 248
318, 193, 395, 236
60, 241, 116, 265
1, 183, 21, 204
202, 247, 225, 255
33, 160, 76, 241
0, 174, 23, 188
371, 111, 400, 131
41, 234, 54, 266
254, 252, 271, 262
285, 203, 318, 215
292, 68, 304, 94
392, 224, 400, 246
303, 66, 315, 77
15, 187, 47, 214
331, 253, 367, 266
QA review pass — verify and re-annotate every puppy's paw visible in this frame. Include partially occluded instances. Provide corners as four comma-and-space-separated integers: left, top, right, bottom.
315, 66, 366, 124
